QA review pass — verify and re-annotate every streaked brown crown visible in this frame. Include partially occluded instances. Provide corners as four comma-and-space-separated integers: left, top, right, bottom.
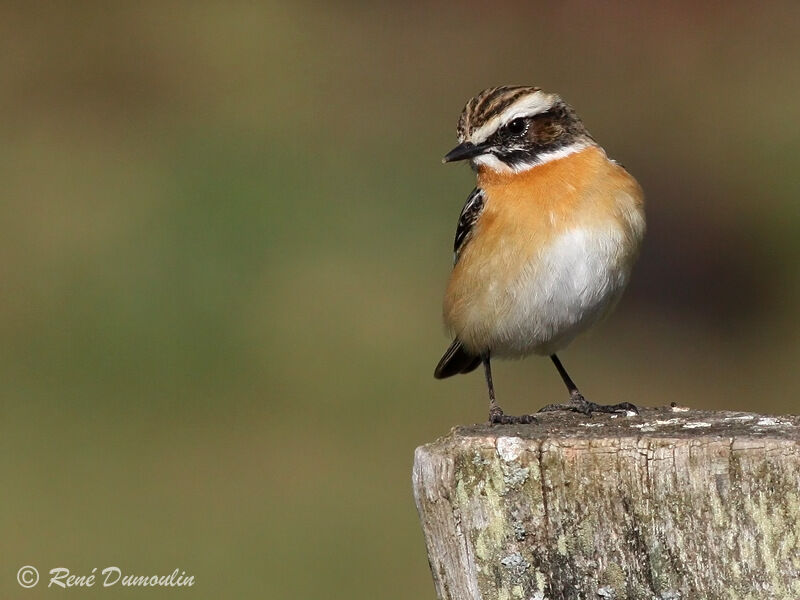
456, 86, 541, 142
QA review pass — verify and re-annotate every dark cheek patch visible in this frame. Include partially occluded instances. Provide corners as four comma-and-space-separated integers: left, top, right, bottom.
529, 117, 564, 146
486, 100, 587, 168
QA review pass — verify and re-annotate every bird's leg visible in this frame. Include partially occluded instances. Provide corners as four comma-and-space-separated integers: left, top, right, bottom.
483, 353, 503, 423
482, 353, 536, 425
538, 354, 639, 415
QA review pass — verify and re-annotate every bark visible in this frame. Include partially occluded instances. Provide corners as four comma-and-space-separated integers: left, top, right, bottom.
412, 407, 800, 600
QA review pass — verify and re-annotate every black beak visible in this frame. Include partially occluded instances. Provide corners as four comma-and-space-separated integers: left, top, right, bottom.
442, 141, 490, 163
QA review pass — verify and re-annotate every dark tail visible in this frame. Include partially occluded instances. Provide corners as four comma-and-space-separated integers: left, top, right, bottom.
434, 339, 481, 379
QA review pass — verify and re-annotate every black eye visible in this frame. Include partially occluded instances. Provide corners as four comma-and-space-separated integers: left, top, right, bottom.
506, 118, 527, 135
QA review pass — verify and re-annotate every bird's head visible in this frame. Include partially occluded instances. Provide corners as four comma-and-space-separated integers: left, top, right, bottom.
444, 86, 593, 173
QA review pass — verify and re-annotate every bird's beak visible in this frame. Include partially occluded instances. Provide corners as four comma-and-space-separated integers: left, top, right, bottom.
442, 141, 490, 163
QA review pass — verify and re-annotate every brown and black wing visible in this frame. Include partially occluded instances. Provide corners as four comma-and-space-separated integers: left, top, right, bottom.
453, 187, 485, 264
435, 188, 486, 379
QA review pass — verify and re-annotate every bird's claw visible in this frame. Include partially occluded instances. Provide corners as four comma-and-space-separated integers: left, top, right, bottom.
538, 393, 639, 416
488, 406, 537, 425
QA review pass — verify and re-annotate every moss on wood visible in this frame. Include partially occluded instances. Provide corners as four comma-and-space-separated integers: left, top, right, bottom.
413, 408, 800, 600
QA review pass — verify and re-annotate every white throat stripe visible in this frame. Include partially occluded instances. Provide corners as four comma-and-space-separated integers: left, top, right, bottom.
472, 141, 592, 174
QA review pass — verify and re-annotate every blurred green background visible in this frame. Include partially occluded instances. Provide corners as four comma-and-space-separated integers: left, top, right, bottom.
1, 2, 798, 598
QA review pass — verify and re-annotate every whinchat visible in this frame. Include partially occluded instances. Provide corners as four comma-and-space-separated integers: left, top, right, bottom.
434, 86, 646, 424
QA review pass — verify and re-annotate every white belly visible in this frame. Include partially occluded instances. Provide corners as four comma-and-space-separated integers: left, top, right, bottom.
489, 226, 635, 357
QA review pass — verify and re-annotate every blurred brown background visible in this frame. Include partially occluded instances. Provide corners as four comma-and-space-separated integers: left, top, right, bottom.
1, 2, 798, 598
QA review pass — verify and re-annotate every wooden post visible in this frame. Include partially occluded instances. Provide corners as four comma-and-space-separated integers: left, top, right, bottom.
413, 407, 800, 600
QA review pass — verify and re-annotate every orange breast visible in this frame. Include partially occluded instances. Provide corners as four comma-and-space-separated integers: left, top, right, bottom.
443, 146, 644, 354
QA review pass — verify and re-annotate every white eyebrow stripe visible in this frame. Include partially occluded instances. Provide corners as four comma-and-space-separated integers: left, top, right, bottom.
469, 92, 556, 144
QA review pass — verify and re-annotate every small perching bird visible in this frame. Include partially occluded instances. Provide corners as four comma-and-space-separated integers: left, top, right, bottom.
435, 86, 645, 424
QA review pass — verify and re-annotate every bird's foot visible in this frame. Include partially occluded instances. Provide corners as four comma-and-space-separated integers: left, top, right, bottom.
488, 405, 537, 425
538, 392, 639, 416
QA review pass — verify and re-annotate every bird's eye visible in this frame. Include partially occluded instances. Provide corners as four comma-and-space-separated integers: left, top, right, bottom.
506, 118, 527, 135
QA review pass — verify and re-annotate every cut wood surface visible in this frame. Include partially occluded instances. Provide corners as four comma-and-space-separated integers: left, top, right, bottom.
412, 407, 800, 600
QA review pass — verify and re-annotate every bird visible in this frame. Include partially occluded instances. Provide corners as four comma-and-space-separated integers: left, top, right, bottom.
434, 86, 646, 424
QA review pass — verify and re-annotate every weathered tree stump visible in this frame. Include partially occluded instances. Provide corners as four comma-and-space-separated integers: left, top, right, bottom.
413, 407, 800, 600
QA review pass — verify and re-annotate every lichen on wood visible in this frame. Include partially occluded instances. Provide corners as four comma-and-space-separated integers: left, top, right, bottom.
412, 407, 800, 600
